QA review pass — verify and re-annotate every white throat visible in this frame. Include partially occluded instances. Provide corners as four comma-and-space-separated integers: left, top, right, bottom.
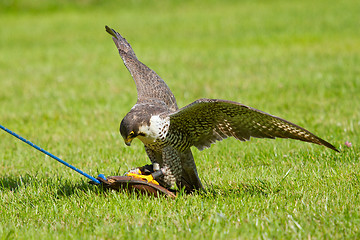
138, 115, 170, 144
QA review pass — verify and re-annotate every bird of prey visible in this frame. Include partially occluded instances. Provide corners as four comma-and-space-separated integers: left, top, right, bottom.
105, 26, 338, 193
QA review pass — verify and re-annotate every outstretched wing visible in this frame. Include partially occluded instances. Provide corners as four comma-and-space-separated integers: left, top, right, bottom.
105, 26, 178, 111
168, 98, 339, 152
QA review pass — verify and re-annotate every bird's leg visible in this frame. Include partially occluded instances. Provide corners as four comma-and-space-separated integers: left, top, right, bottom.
158, 146, 182, 190
157, 165, 180, 190
123, 144, 182, 190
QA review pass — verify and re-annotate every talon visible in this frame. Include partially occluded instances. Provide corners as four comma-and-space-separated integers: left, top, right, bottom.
125, 172, 160, 185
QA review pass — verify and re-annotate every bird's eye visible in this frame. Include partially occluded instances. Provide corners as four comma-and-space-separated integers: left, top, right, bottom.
129, 131, 135, 137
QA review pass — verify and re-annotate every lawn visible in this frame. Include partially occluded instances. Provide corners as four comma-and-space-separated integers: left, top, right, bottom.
0, 0, 359, 239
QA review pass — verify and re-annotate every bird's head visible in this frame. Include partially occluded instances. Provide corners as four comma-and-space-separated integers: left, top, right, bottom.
119, 111, 147, 146
119, 103, 169, 146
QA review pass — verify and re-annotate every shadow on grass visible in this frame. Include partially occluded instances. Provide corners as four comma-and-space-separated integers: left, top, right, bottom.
56, 180, 102, 197
1, 174, 283, 199
0, 173, 174, 199
201, 179, 282, 198
0, 173, 104, 197
0, 174, 36, 191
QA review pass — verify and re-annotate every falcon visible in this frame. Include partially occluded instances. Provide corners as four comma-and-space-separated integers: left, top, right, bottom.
105, 26, 338, 193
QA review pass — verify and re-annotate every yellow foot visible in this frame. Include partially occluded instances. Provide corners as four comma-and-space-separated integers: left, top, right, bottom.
125, 172, 160, 185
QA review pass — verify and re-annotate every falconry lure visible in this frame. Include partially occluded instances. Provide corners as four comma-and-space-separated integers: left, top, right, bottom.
105, 26, 338, 193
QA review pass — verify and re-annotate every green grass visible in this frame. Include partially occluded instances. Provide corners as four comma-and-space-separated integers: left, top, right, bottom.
1, 0, 359, 239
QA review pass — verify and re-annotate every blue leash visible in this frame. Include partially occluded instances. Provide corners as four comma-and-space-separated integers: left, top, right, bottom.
0, 124, 106, 184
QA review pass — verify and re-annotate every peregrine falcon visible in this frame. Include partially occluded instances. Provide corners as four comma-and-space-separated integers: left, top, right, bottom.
105, 26, 338, 193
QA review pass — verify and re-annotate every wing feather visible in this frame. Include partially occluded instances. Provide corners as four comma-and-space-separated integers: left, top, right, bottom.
168, 98, 339, 152
105, 26, 178, 111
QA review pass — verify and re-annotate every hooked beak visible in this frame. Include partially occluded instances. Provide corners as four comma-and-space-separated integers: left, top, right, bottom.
124, 137, 133, 146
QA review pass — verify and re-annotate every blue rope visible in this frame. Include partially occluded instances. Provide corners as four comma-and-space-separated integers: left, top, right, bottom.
0, 124, 101, 184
